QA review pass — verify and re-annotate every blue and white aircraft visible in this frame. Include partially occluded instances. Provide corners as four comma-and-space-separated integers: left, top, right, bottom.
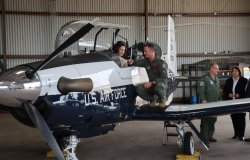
1, 16, 250, 160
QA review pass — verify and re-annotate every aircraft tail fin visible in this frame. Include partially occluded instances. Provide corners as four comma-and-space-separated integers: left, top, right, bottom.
164, 15, 178, 78
164, 16, 178, 105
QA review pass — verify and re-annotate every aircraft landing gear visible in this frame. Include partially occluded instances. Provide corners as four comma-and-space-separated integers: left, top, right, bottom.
175, 122, 195, 155
183, 132, 195, 155
62, 135, 80, 160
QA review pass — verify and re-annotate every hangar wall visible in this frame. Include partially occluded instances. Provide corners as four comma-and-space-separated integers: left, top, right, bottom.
148, 0, 250, 13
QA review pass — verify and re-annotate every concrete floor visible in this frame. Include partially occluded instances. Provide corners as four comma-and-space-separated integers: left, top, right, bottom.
1, 113, 250, 160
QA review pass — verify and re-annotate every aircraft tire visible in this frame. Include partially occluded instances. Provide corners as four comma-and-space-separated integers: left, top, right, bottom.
183, 132, 195, 155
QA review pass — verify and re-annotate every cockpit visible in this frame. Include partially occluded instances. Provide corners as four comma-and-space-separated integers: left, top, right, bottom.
55, 20, 130, 55
53, 19, 163, 69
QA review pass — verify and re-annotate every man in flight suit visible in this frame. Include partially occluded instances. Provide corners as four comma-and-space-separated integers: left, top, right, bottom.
130, 43, 168, 108
198, 63, 221, 142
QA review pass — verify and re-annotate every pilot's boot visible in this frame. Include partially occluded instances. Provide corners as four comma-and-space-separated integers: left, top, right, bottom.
149, 96, 157, 107
159, 99, 167, 108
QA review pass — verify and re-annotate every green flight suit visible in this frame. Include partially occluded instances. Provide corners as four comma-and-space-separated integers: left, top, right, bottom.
198, 73, 221, 140
134, 57, 168, 102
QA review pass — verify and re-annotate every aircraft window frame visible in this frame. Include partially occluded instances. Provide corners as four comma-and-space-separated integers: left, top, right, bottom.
57, 26, 114, 55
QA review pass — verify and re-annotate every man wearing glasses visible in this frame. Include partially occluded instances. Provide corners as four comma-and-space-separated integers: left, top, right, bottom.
198, 63, 221, 143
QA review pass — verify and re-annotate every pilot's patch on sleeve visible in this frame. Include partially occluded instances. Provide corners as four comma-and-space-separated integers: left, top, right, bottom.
199, 81, 204, 86
162, 63, 167, 69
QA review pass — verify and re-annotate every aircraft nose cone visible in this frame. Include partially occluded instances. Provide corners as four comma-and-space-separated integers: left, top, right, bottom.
0, 66, 41, 108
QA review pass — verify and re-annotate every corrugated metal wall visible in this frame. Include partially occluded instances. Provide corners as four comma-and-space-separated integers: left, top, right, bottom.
174, 16, 250, 53
148, 0, 250, 13
56, 0, 144, 13
6, 15, 51, 55
6, 0, 250, 13
5, 0, 50, 11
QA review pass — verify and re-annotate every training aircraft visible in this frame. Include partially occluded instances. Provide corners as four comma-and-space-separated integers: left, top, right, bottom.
1, 16, 250, 160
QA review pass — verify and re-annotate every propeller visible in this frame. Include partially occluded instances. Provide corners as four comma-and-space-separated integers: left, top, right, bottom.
27, 18, 100, 79
21, 18, 101, 159
23, 102, 65, 160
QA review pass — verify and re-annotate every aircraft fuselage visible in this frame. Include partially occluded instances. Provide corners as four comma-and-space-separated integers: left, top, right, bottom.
0, 53, 147, 137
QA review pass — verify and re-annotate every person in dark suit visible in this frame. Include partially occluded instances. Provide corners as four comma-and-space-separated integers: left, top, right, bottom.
223, 66, 248, 141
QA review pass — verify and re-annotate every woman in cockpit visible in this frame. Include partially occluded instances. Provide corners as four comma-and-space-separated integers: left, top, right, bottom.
113, 41, 128, 68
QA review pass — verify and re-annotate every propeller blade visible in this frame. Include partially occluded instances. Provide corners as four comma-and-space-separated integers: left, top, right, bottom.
28, 18, 100, 78
23, 102, 65, 160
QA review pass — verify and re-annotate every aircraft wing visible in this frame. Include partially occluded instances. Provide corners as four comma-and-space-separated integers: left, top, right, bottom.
133, 97, 250, 152
133, 98, 250, 121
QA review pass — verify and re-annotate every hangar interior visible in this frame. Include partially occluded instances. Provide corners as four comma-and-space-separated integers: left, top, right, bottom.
0, 0, 250, 160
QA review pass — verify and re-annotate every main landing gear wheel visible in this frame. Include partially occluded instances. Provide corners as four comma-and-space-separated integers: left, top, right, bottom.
183, 132, 195, 155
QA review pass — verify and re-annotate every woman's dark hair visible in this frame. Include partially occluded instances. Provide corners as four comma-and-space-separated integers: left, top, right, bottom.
231, 66, 242, 77
113, 41, 126, 53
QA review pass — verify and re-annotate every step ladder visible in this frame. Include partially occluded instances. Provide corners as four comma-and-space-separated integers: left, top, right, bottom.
162, 120, 178, 145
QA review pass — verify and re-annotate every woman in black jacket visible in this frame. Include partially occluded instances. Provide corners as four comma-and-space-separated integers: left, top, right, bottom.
223, 66, 248, 141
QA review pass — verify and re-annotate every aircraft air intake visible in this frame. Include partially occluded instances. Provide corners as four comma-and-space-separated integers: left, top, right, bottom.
57, 76, 93, 95
0, 66, 41, 108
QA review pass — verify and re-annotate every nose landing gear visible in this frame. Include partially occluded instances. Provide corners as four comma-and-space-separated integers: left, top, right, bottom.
62, 135, 80, 160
